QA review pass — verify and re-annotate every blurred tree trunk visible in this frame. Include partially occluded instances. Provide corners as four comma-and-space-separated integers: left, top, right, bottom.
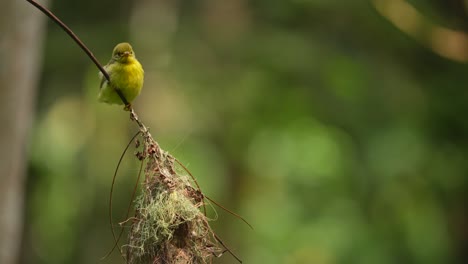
0, 1, 48, 263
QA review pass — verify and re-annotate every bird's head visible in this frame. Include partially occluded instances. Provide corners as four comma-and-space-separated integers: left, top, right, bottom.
112, 42, 135, 63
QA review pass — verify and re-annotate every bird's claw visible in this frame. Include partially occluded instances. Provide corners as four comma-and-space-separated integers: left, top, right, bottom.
124, 104, 132, 111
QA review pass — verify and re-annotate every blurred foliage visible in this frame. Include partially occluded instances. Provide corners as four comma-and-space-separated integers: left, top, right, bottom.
22, 0, 468, 264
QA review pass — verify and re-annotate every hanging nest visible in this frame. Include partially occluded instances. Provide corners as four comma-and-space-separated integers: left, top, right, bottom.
122, 121, 224, 264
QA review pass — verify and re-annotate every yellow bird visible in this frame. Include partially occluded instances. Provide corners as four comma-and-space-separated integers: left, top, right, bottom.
98, 42, 144, 108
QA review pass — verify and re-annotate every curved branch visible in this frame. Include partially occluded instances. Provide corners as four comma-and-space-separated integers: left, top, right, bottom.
26, 0, 129, 105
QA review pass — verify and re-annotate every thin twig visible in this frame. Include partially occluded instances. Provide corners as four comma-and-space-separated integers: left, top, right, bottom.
101, 131, 141, 261
26, 0, 129, 105
26, 0, 107, 80
129, 109, 148, 133
205, 196, 253, 230
214, 233, 242, 263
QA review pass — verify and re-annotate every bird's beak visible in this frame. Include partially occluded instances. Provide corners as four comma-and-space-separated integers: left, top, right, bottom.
123, 51, 131, 57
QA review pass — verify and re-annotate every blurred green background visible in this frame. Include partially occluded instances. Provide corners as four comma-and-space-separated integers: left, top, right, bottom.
14, 0, 468, 263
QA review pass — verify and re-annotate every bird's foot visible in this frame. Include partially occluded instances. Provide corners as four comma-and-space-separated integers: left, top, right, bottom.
124, 103, 132, 111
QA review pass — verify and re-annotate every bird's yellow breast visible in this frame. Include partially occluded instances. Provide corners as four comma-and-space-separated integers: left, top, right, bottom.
98, 57, 144, 105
